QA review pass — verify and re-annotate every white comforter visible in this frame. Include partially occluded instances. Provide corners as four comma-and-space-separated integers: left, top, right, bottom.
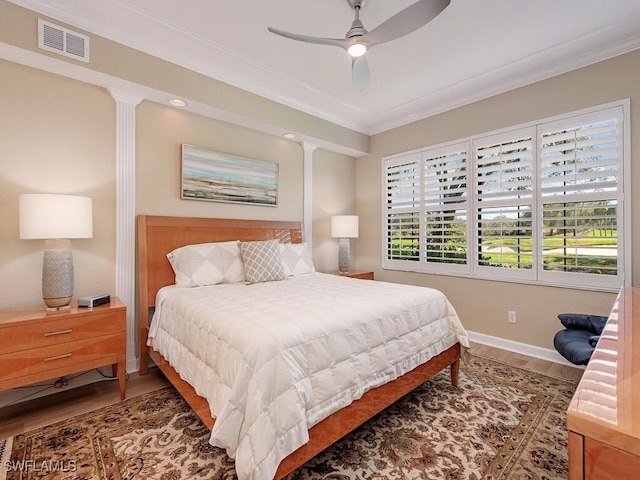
148, 273, 469, 480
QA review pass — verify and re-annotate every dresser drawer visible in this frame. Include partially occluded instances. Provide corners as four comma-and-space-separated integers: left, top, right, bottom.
0, 311, 125, 354
583, 437, 640, 479
0, 332, 126, 382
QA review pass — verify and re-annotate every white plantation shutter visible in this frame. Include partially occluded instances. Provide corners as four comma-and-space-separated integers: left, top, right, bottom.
538, 108, 623, 289
474, 130, 535, 279
476, 136, 534, 201
383, 144, 470, 272
423, 145, 469, 273
540, 117, 618, 196
384, 154, 422, 267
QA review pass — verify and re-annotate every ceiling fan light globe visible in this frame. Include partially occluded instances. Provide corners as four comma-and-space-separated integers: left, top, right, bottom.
348, 43, 367, 57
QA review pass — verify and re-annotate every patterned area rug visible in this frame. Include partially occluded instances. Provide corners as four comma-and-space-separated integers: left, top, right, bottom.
2, 354, 578, 480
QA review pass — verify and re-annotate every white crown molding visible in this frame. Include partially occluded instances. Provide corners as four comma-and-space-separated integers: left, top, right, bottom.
0, 41, 368, 157
42, 0, 639, 136
7, 0, 640, 136
369, 18, 640, 134
6, 0, 373, 134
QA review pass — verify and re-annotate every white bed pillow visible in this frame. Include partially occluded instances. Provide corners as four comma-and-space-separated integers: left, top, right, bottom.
240, 239, 287, 284
167, 240, 245, 287
279, 242, 315, 276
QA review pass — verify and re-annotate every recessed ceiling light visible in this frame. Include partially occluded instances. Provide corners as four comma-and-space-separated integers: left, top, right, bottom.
282, 133, 296, 139
169, 98, 186, 107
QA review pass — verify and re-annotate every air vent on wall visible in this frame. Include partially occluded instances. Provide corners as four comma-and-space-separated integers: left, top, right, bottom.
38, 19, 90, 63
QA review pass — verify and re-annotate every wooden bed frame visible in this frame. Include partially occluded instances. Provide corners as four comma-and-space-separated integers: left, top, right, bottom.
137, 214, 461, 479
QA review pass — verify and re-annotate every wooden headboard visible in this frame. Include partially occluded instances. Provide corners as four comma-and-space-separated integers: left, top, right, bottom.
137, 215, 303, 371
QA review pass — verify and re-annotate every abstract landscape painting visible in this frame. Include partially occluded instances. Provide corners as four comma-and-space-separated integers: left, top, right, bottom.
181, 144, 278, 206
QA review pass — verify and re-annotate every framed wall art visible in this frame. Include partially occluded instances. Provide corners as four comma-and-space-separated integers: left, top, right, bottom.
181, 144, 278, 206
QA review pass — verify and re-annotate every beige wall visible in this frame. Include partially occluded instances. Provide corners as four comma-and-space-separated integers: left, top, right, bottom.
0, 60, 116, 307
311, 148, 357, 273
356, 49, 640, 350
136, 101, 304, 221
0, 59, 356, 308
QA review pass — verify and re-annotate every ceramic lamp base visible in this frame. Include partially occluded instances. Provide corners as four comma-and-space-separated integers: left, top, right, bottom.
42, 239, 74, 309
338, 237, 351, 274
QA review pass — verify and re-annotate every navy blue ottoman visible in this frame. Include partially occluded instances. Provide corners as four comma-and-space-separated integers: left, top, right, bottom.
553, 313, 608, 366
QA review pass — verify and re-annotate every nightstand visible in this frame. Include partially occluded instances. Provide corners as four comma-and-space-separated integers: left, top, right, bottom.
0, 298, 127, 399
330, 270, 374, 280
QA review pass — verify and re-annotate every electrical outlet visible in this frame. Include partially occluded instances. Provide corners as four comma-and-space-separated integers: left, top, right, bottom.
508, 310, 517, 323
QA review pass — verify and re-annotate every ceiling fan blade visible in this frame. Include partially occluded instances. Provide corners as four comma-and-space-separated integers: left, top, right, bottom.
363, 0, 450, 47
352, 55, 370, 91
267, 27, 348, 49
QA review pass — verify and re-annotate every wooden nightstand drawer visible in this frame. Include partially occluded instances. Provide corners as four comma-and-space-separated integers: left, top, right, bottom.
0, 332, 125, 382
0, 298, 128, 399
0, 311, 125, 353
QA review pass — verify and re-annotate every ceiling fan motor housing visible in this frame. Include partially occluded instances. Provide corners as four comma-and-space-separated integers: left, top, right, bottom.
347, 22, 367, 39
346, 0, 367, 39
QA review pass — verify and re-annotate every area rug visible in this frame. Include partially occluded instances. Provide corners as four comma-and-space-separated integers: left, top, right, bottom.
2, 354, 578, 480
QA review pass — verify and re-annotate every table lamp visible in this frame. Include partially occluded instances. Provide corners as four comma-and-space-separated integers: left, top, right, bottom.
19, 194, 93, 310
331, 215, 359, 274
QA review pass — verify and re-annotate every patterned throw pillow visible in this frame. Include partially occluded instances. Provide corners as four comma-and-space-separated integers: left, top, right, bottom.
167, 241, 245, 287
280, 242, 315, 276
240, 239, 287, 284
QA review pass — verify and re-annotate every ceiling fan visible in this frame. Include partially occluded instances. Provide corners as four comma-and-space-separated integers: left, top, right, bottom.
268, 0, 450, 91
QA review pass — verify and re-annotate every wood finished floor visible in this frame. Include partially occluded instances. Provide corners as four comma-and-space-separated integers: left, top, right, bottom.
0, 342, 583, 439
470, 342, 584, 382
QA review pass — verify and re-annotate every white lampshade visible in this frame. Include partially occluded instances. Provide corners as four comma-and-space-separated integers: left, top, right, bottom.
331, 215, 359, 239
19, 194, 93, 239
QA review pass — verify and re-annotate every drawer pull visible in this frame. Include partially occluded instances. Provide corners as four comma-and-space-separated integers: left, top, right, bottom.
44, 353, 72, 362
44, 329, 73, 337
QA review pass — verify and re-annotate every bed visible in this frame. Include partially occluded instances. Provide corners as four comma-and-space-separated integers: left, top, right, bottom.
137, 215, 469, 480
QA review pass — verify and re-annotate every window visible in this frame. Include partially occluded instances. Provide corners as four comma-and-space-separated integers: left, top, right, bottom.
382, 101, 629, 291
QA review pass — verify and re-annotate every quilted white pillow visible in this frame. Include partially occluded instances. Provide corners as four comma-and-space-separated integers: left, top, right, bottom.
167, 241, 245, 287
240, 239, 287, 284
280, 242, 315, 276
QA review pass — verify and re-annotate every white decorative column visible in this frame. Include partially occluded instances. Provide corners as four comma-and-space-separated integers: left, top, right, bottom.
108, 88, 143, 372
301, 142, 317, 249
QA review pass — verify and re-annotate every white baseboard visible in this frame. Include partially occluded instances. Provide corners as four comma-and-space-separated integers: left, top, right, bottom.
467, 330, 585, 369
127, 358, 139, 374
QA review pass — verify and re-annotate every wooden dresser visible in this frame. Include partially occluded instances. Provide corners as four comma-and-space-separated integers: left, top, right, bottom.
0, 298, 127, 399
567, 287, 640, 479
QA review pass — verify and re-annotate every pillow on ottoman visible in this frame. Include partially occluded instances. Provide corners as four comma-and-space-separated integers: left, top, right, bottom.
553, 328, 594, 366
558, 313, 607, 335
